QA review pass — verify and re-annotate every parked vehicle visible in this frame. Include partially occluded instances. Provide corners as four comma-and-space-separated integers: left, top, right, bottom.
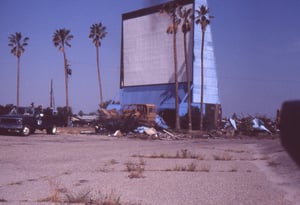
0, 106, 57, 136
280, 100, 300, 166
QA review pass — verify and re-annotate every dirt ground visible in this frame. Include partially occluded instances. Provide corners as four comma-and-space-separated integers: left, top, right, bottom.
0, 129, 299, 205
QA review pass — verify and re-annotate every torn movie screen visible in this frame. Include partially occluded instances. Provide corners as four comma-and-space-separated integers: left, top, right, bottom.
121, 2, 193, 87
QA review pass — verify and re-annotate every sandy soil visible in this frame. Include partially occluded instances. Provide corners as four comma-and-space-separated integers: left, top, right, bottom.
0, 131, 299, 205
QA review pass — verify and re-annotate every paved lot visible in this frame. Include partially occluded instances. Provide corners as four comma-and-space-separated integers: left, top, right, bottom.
0, 133, 299, 204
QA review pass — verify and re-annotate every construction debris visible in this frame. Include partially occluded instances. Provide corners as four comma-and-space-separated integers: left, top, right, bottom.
95, 104, 169, 134
94, 103, 278, 139
221, 114, 277, 137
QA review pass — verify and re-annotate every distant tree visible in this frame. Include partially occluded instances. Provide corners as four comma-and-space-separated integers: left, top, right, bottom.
78, 110, 84, 116
52, 28, 73, 126
195, 5, 213, 131
161, 1, 182, 130
8, 32, 29, 106
89, 111, 97, 115
178, 6, 193, 131
89, 22, 107, 107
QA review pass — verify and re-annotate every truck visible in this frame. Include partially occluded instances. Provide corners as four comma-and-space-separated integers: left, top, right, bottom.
0, 106, 57, 136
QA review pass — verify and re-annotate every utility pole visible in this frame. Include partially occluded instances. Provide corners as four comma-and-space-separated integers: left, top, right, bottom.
50, 79, 55, 110
50, 79, 53, 108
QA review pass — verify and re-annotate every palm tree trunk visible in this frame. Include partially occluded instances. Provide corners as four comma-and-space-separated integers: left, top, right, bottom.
200, 30, 205, 131
96, 46, 103, 106
63, 50, 70, 126
16, 56, 20, 106
173, 28, 180, 130
183, 33, 192, 131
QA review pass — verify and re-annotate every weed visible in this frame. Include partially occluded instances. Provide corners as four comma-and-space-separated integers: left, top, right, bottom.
0, 198, 7, 202
181, 149, 188, 158
139, 157, 146, 166
78, 179, 89, 184
39, 180, 124, 205
170, 162, 197, 172
65, 189, 91, 203
267, 160, 280, 167
8, 181, 22, 186
213, 153, 232, 161
173, 165, 185, 171
199, 164, 210, 172
62, 171, 72, 175
228, 166, 238, 172
110, 159, 118, 165
225, 149, 245, 153
125, 159, 145, 179
187, 162, 197, 171
97, 190, 121, 205
38, 179, 67, 203
27, 178, 37, 182
197, 154, 205, 160
260, 155, 270, 160
135, 149, 204, 160
98, 166, 112, 173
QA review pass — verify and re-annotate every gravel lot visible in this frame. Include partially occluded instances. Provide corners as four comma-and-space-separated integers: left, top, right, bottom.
0, 131, 299, 205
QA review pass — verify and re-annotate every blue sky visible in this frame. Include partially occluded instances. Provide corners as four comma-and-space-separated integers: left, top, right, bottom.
1, 0, 299, 117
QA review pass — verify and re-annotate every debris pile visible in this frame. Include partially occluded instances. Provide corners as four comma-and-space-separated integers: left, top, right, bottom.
221, 114, 278, 137
94, 104, 278, 139
94, 104, 181, 140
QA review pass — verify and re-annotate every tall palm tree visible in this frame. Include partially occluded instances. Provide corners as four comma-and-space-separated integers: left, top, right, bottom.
178, 6, 193, 131
195, 5, 213, 131
8, 32, 29, 106
89, 22, 107, 107
52, 28, 73, 125
161, 1, 181, 130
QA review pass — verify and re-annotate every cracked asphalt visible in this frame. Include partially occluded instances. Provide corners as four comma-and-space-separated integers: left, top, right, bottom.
0, 132, 299, 205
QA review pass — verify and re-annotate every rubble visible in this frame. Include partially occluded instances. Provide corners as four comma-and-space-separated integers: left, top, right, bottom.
220, 114, 278, 137
94, 104, 278, 139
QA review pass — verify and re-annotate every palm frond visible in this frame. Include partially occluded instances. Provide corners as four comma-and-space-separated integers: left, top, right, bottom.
52, 28, 73, 50
8, 32, 29, 57
89, 22, 107, 47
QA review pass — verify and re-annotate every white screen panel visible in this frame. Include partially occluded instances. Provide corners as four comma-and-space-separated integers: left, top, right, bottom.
122, 3, 193, 87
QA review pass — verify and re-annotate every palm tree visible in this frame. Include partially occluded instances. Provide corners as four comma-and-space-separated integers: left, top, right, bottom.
8, 32, 29, 106
52, 28, 73, 125
161, 1, 182, 130
89, 22, 107, 107
178, 6, 193, 131
195, 5, 213, 131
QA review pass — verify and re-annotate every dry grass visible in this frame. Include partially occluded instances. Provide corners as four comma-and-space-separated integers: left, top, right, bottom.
166, 161, 198, 172
125, 158, 145, 179
133, 149, 205, 160
110, 159, 119, 165
213, 153, 233, 161
38, 180, 124, 205
260, 155, 270, 160
199, 164, 210, 172
8, 181, 22, 186
228, 166, 238, 172
64, 189, 91, 204
267, 160, 280, 167
224, 149, 246, 153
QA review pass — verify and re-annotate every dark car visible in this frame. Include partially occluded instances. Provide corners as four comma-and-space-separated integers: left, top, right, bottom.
0, 106, 57, 136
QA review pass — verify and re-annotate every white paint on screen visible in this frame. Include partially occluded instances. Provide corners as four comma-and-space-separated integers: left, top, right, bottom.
123, 4, 193, 87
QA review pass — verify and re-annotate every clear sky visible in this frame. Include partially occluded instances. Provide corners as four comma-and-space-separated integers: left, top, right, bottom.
1, 0, 299, 118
